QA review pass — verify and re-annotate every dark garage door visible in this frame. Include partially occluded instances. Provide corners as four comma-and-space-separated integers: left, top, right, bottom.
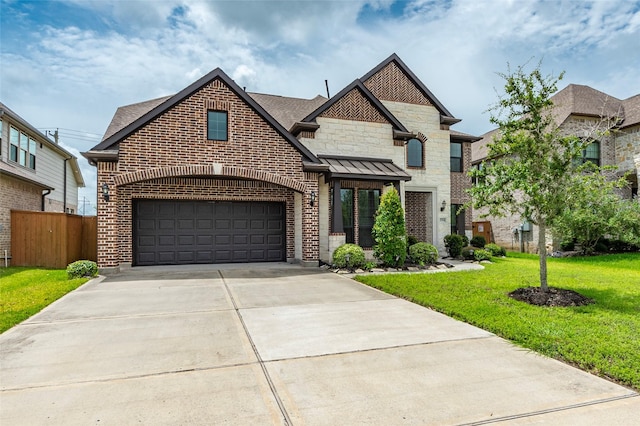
133, 200, 285, 266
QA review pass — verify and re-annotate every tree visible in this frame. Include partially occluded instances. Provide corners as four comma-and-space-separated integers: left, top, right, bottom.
468, 63, 620, 291
372, 187, 407, 267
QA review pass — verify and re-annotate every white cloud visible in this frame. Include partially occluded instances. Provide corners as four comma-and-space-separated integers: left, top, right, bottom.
1, 0, 638, 210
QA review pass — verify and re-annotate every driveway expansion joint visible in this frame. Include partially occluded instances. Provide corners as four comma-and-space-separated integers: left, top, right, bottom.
219, 270, 293, 426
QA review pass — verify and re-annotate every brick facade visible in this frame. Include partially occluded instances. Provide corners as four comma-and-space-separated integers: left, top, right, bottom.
0, 174, 42, 258
405, 191, 433, 242
450, 141, 473, 232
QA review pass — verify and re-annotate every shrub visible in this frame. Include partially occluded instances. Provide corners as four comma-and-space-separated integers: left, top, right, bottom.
363, 261, 377, 271
485, 243, 506, 257
332, 244, 366, 269
67, 260, 98, 279
473, 249, 492, 261
470, 235, 486, 248
409, 243, 439, 265
407, 235, 418, 252
461, 246, 475, 260
594, 240, 609, 253
560, 239, 575, 251
444, 234, 465, 258
372, 188, 407, 267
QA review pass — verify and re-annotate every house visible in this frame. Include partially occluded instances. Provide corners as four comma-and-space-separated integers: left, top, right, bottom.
0, 102, 86, 262
83, 54, 480, 270
471, 84, 640, 252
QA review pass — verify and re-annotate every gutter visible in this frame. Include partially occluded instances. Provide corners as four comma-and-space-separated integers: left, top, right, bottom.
41, 189, 51, 211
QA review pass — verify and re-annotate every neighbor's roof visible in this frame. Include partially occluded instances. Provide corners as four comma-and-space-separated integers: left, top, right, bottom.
318, 155, 411, 181
471, 84, 640, 163
248, 93, 327, 131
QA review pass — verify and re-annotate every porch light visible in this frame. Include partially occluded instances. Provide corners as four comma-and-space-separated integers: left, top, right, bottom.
440, 200, 447, 211
102, 183, 110, 202
310, 191, 316, 207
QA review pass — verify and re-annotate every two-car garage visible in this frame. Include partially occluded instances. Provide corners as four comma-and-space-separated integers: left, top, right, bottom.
133, 200, 286, 266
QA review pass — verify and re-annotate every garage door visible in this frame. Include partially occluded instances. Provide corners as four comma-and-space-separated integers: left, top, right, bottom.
133, 200, 285, 266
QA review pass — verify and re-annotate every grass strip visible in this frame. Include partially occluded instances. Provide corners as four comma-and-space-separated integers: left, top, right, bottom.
0, 267, 89, 333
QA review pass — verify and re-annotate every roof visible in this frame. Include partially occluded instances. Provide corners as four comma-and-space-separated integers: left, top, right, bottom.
318, 155, 411, 181
621, 94, 640, 129
0, 101, 85, 187
102, 96, 172, 141
248, 93, 327, 130
361, 53, 459, 124
301, 79, 409, 132
89, 68, 320, 164
472, 84, 640, 163
450, 129, 482, 142
550, 84, 623, 126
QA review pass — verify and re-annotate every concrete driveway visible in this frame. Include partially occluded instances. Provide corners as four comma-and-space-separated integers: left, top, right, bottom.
1, 263, 638, 425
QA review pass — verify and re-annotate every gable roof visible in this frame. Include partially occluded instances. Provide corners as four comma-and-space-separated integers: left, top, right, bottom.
550, 84, 623, 126
89, 68, 320, 163
301, 79, 409, 132
621, 94, 640, 129
248, 92, 327, 131
361, 53, 458, 124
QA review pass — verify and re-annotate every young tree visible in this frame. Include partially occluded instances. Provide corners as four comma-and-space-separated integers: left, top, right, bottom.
468, 63, 620, 291
372, 187, 407, 267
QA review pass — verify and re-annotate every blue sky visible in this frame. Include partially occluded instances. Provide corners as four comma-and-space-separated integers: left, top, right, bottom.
2, 0, 639, 212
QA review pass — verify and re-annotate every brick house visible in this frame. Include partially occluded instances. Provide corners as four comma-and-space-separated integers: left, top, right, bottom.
0, 102, 85, 263
84, 54, 479, 269
471, 84, 640, 252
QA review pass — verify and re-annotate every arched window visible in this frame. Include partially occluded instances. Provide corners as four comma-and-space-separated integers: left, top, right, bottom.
407, 138, 423, 168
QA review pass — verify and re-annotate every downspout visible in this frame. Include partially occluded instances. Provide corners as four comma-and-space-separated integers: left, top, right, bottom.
63, 158, 68, 212
41, 189, 51, 211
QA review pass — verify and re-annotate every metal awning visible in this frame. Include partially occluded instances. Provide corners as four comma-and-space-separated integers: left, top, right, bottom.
318, 155, 411, 181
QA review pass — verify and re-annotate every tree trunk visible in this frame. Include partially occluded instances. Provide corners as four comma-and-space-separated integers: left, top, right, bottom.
538, 221, 548, 291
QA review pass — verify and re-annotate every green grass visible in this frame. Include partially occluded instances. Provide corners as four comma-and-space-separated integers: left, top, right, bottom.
355, 252, 640, 390
0, 267, 90, 333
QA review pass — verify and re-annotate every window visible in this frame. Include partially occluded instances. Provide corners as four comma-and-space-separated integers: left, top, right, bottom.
207, 110, 228, 141
358, 189, 380, 248
450, 142, 462, 172
406, 138, 423, 168
9, 126, 36, 170
582, 141, 600, 166
341, 189, 354, 243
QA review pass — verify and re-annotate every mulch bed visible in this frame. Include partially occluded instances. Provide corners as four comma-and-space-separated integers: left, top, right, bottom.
508, 287, 594, 307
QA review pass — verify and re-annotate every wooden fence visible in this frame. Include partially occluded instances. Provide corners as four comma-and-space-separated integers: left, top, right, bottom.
11, 211, 97, 268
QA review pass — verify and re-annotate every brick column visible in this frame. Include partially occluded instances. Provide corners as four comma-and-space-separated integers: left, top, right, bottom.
301, 172, 319, 266
97, 161, 119, 268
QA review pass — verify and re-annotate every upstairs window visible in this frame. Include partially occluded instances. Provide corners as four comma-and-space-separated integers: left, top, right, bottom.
9, 126, 36, 170
207, 110, 228, 141
582, 141, 600, 166
450, 142, 462, 172
406, 138, 423, 168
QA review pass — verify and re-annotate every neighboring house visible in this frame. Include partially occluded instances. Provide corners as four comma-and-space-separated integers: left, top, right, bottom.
83, 54, 479, 269
471, 84, 640, 252
0, 102, 86, 261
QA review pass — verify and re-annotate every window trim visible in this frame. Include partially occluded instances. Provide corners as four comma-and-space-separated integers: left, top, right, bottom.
207, 110, 228, 141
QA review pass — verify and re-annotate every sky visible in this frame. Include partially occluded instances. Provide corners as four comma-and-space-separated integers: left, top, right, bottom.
2, 0, 639, 213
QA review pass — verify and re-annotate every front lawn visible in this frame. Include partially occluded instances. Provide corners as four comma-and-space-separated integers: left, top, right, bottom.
355, 252, 640, 391
0, 267, 90, 333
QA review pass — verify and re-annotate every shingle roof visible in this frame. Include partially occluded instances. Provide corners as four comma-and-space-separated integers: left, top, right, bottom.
550, 84, 623, 126
318, 155, 411, 181
621, 94, 640, 129
102, 96, 172, 141
472, 84, 639, 163
450, 129, 482, 142
248, 93, 327, 131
